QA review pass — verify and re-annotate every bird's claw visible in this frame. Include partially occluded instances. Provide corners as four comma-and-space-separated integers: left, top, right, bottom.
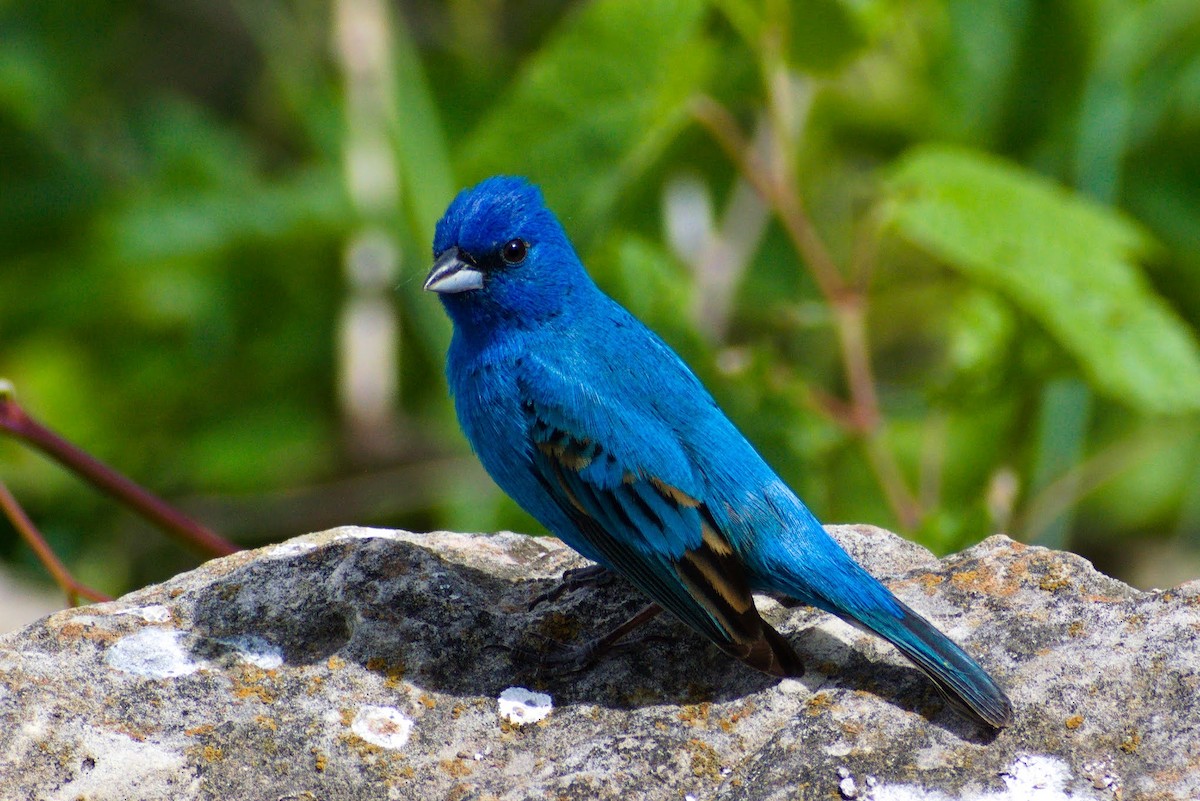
528, 564, 613, 610
515, 632, 671, 675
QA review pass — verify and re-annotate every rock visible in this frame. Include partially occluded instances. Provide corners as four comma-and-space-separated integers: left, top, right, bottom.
0, 525, 1195, 800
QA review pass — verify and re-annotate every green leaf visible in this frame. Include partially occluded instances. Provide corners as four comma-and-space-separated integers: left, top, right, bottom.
105, 167, 348, 264
783, 0, 869, 75
459, 0, 713, 240
885, 145, 1200, 415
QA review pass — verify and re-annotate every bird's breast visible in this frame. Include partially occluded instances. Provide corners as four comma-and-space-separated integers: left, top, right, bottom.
449, 348, 532, 470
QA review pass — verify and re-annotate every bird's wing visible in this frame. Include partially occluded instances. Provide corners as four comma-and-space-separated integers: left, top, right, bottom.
517, 367, 800, 676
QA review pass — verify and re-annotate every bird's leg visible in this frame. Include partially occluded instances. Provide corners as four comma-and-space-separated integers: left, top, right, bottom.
528, 563, 614, 610
530, 603, 665, 673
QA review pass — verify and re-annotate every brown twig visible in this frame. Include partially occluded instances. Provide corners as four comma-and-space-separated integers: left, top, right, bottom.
690, 96, 846, 302
691, 93, 924, 529
0, 388, 237, 557
0, 479, 111, 605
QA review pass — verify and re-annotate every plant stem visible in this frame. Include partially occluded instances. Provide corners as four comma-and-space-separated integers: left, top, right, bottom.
691, 95, 924, 529
0, 479, 111, 605
0, 391, 237, 557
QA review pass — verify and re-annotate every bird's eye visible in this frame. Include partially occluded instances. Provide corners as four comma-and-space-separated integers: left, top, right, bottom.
501, 239, 528, 265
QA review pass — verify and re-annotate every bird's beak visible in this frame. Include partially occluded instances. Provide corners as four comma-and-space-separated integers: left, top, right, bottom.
424, 247, 484, 294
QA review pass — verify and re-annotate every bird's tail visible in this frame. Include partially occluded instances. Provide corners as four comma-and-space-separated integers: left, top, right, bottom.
847, 595, 1013, 728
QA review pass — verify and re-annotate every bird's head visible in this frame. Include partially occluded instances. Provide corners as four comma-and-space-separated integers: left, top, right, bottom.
425, 176, 588, 335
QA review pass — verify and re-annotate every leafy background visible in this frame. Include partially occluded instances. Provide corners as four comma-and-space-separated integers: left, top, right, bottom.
2, 0, 1199, 607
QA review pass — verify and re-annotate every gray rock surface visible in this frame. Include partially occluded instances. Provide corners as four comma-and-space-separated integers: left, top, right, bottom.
0, 525, 1195, 800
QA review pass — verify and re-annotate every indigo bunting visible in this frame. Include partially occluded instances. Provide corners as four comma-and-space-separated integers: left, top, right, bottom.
424, 176, 1012, 728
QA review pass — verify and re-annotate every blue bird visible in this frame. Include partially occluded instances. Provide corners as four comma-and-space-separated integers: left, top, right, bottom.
424, 176, 1012, 728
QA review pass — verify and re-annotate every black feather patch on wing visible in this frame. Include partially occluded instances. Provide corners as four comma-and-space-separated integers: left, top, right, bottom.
527, 410, 802, 678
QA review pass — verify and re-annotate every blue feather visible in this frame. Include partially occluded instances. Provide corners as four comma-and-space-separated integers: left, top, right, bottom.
425, 176, 1013, 728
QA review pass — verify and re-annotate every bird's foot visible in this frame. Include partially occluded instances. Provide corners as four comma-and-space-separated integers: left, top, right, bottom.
528, 564, 614, 610
526, 632, 673, 674
514, 603, 666, 674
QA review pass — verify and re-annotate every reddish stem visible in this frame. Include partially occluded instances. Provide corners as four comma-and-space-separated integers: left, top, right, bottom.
0, 392, 238, 557
0, 479, 111, 605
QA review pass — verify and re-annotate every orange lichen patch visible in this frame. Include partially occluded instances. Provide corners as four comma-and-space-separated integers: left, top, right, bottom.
312, 748, 327, 772
718, 701, 756, 732
1038, 569, 1072, 592
919, 573, 946, 594
53, 622, 121, 644
840, 720, 865, 738
1065, 715, 1084, 730
231, 665, 278, 704
948, 567, 1021, 598
685, 738, 722, 779
447, 783, 479, 801
450, 703, 467, 719
327, 655, 347, 671
185, 724, 216, 737
805, 692, 834, 717
439, 758, 474, 778
1068, 621, 1086, 637
365, 657, 406, 687
339, 731, 384, 757
418, 693, 437, 710
677, 701, 712, 728
1119, 731, 1141, 753
233, 684, 276, 704
202, 745, 224, 762
255, 715, 278, 731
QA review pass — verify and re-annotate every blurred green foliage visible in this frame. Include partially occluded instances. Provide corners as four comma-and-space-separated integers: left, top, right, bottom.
2, 0, 1200, 598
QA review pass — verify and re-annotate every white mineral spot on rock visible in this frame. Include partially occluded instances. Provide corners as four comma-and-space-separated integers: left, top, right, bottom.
217, 634, 284, 669
335, 527, 401, 542
350, 705, 413, 749
997, 755, 1077, 800
776, 677, 807, 694
497, 686, 552, 725
45, 727, 192, 800
113, 605, 172, 624
267, 540, 319, 559
104, 628, 199, 679
871, 754, 1083, 801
